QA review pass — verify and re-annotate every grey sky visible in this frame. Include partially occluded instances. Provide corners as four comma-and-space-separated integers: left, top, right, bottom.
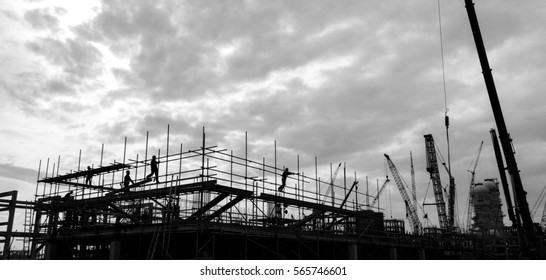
1, 0, 545, 229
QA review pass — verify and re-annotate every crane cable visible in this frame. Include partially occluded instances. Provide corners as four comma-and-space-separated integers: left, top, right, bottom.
437, 0, 459, 228
437, 0, 448, 116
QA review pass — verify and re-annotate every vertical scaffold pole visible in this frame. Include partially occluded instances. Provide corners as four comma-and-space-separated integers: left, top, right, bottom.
49, 163, 55, 197
330, 163, 333, 207
201, 127, 205, 182
145, 131, 149, 182
55, 155, 60, 196
77, 150, 82, 197
245, 131, 248, 217
355, 171, 358, 210
274, 141, 277, 192
262, 157, 266, 220
157, 148, 161, 190
315, 157, 318, 203
343, 163, 347, 210
166, 124, 170, 187
366, 176, 369, 209
200, 127, 205, 212
43, 158, 49, 197
99, 143, 104, 191
297, 155, 300, 218
35, 160, 41, 199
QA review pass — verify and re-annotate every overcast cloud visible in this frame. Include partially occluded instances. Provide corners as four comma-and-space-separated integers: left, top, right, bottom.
1, 0, 545, 229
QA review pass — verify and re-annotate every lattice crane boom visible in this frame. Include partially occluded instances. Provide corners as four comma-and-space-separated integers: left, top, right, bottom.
540, 202, 546, 229
384, 154, 420, 233
466, 141, 483, 230
410, 152, 418, 224
424, 134, 449, 230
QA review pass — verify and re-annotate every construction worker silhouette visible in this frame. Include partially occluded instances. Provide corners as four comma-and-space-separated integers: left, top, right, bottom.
278, 167, 295, 192
146, 155, 160, 183
124, 170, 134, 192
85, 166, 93, 185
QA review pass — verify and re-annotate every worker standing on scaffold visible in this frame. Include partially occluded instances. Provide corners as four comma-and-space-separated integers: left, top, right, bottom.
85, 166, 93, 185
278, 167, 296, 192
124, 170, 134, 192
146, 155, 161, 183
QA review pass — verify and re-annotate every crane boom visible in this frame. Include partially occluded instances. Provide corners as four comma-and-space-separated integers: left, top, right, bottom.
466, 141, 484, 230
384, 154, 420, 233
540, 202, 546, 228
370, 178, 390, 208
465, 0, 538, 258
424, 134, 449, 230
410, 152, 418, 225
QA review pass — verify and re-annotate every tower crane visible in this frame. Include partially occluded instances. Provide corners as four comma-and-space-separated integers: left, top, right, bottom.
384, 154, 420, 233
423, 134, 449, 230
466, 141, 483, 230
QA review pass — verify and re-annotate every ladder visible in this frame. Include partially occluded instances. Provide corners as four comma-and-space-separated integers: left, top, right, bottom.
147, 183, 177, 259
147, 226, 161, 259
23, 207, 34, 256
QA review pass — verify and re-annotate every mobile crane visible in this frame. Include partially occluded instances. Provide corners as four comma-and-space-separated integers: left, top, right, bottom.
384, 154, 420, 234
424, 134, 449, 230
465, 0, 539, 258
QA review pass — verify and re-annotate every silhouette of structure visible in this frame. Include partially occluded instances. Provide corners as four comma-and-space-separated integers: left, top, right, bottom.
1, 128, 539, 260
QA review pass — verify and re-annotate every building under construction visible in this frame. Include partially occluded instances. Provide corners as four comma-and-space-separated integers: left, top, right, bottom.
1, 0, 545, 261
1, 128, 543, 260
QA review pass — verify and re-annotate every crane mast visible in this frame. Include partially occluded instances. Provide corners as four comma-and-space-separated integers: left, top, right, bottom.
384, 154, 420, 233
424, 134, 449, 230
465, 0, 538, 258
410, 152, 418, 223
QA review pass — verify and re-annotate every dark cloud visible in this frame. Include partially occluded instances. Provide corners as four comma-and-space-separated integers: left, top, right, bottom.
0, 163, 38, 184
24, 8, 60, 30
74, 0, 447, 103
25, 37, 103, 79
3, 0, 546, 229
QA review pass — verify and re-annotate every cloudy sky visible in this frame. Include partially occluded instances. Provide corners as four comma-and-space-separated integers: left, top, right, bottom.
1, 0, 545, 229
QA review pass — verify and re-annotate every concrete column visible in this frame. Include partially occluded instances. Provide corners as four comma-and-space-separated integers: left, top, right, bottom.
389, 246, 397, 260
109, 239, 121, 260
419, 248, 426, 260
44, 242, 58, 260
348, 243, 358, 260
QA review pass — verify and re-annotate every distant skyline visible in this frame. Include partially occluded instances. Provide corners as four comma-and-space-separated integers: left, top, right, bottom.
1, 0, 546, 229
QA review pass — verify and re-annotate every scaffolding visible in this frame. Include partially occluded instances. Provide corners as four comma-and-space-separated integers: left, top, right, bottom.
28, 128, 400, 259
14, 128, 520, 259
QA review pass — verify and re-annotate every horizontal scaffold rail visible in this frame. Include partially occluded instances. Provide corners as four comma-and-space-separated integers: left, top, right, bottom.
35, 180, 219, 211
38, 163, 130, 183
259, 193, 380, 219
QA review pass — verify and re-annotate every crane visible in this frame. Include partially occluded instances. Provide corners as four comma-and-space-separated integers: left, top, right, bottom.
370, 177, 390, 208
540, 202, 546, 229
465, 0, 538, 258
384, 154, 420, 233
423, 134, 449, 230
466, 141, 483, 230
410, 152, 418, 225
